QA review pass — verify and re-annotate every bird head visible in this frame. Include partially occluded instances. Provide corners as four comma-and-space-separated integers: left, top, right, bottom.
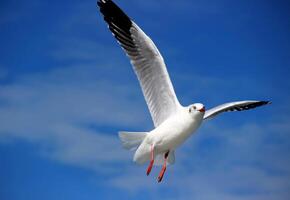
188, 103, 205, 116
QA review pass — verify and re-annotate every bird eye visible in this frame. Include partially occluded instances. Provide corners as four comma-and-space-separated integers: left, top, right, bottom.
193, 106, 196, 110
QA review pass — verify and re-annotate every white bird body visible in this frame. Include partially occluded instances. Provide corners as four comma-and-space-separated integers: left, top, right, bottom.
134, 106, 204, 164
97, 0, 270, 182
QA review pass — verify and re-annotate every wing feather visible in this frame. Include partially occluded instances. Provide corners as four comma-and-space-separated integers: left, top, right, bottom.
97, 0, 181, 127
204, 100, 271, 120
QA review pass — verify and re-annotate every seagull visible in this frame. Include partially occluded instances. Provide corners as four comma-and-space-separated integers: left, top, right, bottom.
97, 0, 270, 182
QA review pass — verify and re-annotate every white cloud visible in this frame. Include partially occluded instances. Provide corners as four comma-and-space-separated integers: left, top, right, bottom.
108, 120, 290, 200
1, 0, 289, 199
0, 63, 151, 173
1, 59, 289, 200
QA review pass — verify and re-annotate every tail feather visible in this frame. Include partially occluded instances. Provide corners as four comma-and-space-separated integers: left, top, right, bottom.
118, 131, 147, 150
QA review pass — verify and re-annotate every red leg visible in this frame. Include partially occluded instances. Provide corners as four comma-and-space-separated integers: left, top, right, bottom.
146, 145, 154, 176
157, 151, 169, 183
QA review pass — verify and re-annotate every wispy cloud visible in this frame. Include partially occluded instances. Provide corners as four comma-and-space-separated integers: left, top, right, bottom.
0, 63, 151, 173
1, 1, 289, 199
1, 34, 288, 199
108, 121, 290, 200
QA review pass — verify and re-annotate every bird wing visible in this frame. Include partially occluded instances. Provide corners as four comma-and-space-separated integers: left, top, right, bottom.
204, 100, 271, 120
97, 0, 181, 127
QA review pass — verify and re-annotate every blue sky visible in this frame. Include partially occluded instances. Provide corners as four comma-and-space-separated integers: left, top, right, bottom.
1, 0, 290, 199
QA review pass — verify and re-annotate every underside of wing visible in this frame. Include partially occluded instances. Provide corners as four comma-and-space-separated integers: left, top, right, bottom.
97, 0, 181, 127
204, 100, 271, 120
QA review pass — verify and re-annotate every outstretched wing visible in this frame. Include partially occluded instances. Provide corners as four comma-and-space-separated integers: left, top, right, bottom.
204, 100, 271, 120
97, 0, 181, 127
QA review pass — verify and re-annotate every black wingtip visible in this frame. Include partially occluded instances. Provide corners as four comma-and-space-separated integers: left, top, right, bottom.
97, 0, 110, 5
97, 0, 132, 29
254, 101, 271, 109
97, 0, 103, 7
256, 101, 272, 107
97, 0, 108, 8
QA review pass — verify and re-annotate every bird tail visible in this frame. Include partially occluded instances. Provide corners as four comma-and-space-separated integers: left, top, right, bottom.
118, 131, 148, 151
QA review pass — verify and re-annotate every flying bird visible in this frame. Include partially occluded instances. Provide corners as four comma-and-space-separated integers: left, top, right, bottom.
97, 0, 270, 182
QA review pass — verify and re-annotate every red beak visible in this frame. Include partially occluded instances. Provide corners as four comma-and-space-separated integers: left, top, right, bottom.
199, 107, 205, 113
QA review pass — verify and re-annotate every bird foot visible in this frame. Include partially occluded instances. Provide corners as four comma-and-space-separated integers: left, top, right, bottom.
157, 166, 166, 182
146, 160, 154, 176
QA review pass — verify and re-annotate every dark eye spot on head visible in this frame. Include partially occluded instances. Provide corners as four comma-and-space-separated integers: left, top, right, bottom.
193, 106, 196, 110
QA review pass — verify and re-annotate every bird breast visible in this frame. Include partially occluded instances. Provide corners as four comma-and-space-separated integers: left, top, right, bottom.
147, 110, 203, 151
